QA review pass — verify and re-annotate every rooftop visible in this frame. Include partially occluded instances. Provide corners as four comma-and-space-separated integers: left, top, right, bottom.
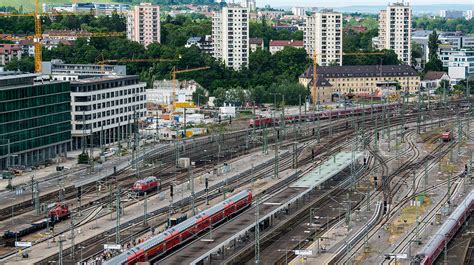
70, 75, 139, 84
423, 71, 448, 81
301, 65, 418, 79
249, 38, 263, 45
269, 40, 304, 47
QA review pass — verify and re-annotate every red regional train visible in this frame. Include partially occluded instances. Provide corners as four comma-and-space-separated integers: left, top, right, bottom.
248, 102, 401, 128
104, 190, 253, 265
132, 176, 159, 195
412, 190, 474, 264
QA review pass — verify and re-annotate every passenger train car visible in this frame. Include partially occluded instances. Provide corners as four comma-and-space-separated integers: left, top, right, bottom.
248, 102, 401, 128
104, 190, 253, 265
412, 190, 474, 265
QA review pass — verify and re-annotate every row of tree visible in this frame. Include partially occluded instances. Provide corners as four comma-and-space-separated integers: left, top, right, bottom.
413, 17, 474, 34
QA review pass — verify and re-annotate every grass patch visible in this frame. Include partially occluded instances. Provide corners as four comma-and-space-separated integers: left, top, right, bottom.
387, 196, 431, 243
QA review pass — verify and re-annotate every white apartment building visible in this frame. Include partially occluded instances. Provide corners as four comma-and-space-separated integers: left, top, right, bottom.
212, 6, 249, 70
127, 3, 160, 47
377, 2, 412, 65
304, 10, 343, 66
292, 7, 306, 17
70, 75, 147, 149
465, 10, 473, 20
241, 0, 256, 12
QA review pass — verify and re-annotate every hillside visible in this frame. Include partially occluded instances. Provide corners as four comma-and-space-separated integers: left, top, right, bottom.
0, 0, 119, 12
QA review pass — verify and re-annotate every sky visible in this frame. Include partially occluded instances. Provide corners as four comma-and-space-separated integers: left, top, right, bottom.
258, 0, 474, 7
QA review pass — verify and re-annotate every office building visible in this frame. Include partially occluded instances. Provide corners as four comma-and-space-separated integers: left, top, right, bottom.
127, 3, 161, 47
377, 2, 412, 64
304, 10, 343, 66
299, 65, 420, 103
70, 76, 147, 149
412, 30, 474, 63
439, 49, 474, 80
0, 72, 71, 169
212, 6, 249, 70
42, 59, 127, 81
70, 76, 146, 149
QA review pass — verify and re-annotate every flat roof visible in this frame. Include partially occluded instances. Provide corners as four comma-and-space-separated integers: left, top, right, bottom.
0, 72, 36, 80
290, 151, 363, 188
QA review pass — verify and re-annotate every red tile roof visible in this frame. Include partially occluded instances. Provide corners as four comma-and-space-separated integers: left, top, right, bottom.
269, 40, 304, 47
0, 44, 21, 53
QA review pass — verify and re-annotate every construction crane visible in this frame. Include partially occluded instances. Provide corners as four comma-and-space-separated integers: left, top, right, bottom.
0, 0, 125, 73
171, 66, 210, 104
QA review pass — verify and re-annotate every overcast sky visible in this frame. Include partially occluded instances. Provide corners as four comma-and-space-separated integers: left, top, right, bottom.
258, 0, 473, 7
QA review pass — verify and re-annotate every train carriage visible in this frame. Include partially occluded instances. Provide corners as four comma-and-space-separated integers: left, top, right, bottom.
104, 190, 252, 265
412, 190, 474, 265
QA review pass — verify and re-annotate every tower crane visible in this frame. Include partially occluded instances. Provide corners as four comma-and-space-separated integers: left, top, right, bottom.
171, 66, 210, 104
0, 0, 125, 73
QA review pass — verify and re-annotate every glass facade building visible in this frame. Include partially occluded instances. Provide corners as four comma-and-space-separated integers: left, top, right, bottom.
0, 72, 71, 169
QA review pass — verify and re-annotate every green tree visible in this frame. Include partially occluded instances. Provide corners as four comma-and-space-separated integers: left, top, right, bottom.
192, 87, 208, 106
424, 30, 444, 72
4, 57, 34, 72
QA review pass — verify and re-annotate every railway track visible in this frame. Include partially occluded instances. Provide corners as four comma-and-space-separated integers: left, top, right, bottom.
334, 137, 460, 263
1, 105, 467, 264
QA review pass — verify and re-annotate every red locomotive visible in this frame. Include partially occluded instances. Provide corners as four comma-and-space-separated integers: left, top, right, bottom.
104, 190, 253, 265
132, 176, 159, 195
48, 203, 70, 221
441, 131, 452, 142
3, 202, 70, 241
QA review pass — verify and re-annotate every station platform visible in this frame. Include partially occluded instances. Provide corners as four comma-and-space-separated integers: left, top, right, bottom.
291, 151, 363, 189
160, 185, 305, 264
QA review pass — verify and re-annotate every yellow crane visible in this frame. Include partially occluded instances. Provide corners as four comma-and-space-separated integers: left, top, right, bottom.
171, 66, 210, 104
0, 0, 125, 73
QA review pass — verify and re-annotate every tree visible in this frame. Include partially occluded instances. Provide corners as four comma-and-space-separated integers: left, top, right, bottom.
411, 42, 423, 66
192, 87, 208, 106
4, 57, 34, 72
425, 30, 443, 72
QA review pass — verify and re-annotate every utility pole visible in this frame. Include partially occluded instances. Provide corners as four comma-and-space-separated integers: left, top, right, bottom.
143, 192, 148, 226
115, 188, 121, 244
58, 235, 65, 265
263, 126, 268, 155
34, 181, 40, 215
255, 196, 260, 265
70, 215, 75, 261
190, 165, 196, 215
274, 133, 279, 179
